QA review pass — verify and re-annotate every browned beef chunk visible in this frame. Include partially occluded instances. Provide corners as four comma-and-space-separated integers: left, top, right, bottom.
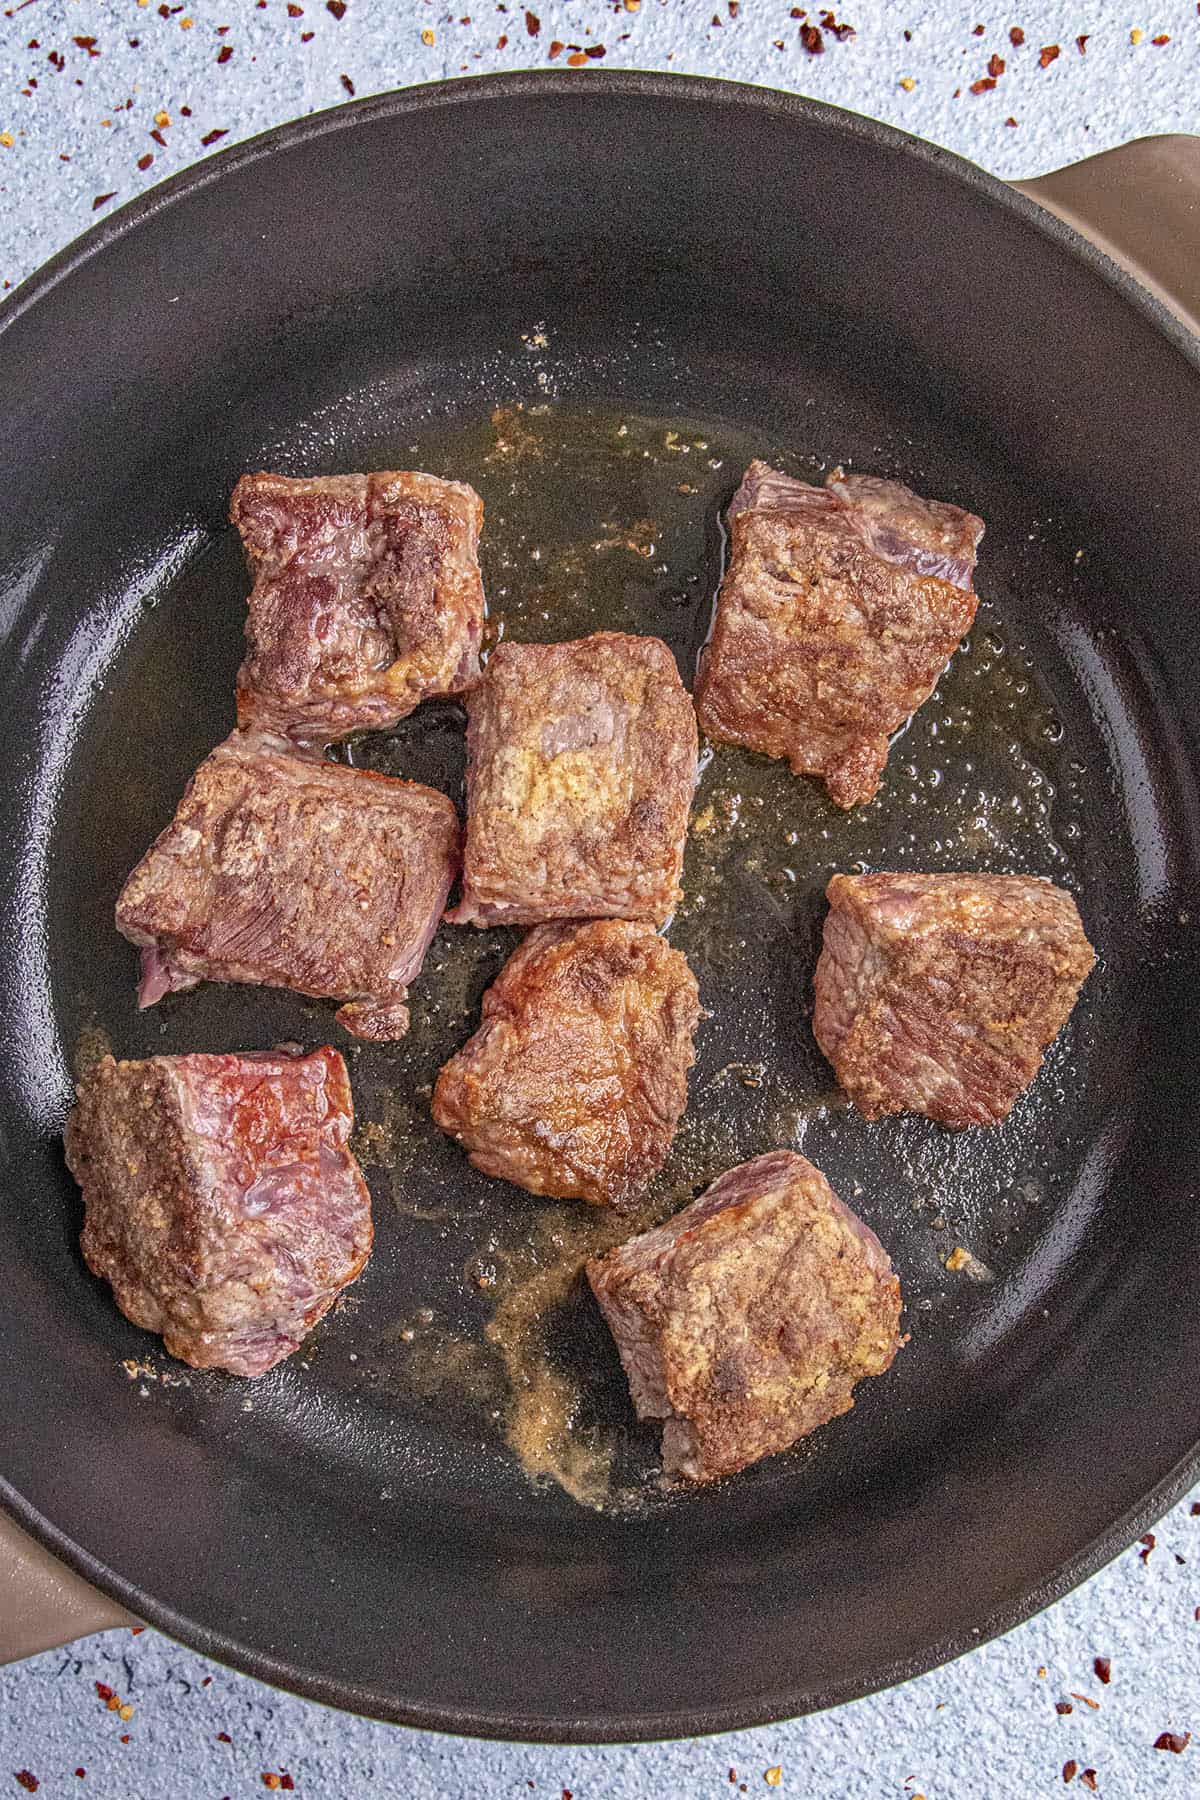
116, 731, 460, 1041
65, 1047, 372, 1376
432, 920, 700, 1209
231, 470, 485, 743
446, 632, 697, 927
695, 461, 984, 807
588, 1150, 904, 1482
813, 871, 1096, 1128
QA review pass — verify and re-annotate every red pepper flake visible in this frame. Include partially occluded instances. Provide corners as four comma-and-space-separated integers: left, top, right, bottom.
818, 8, 854, 38
118, 1738, 130, 1748
327, 0, 347, 14
287, 4, 302, 13
1093, 1657, 1111, 1685
262, 1779, 281, 1794
149, 127, 166, 145
729, 1775, 737, 1787
525, 9, 539, 33
790, 5, 805, 13
1038, 43, 1060, 66
14, 1778, 39, 1795
566, 48, 586, 63
1070, 1693, 1100, 1711
800, 23, 823, 52
1009, 25, 1024, 45
94, 1684, 115, 1704
1152, 34, 1170, 45
972, 21, 984, 33
217, 43, 233, 61
728, 0, 739, 14
200, 127, 227, 145
280, 1781, 295, 1794
969, 76, 996, 92
548, 38, 562, 55
1154, 1732, 1191, 1753
202, 1678, 213, 1687
301, 30, 313, 39
562, 1790, 572, 1800
987, 53, 1005, 75
1079, 1775, 1097, 1794
130, 1626, 145, 1636
48, 49, 64, 68
92, 190, 116, 207
1076, 34, 1088, 53
1139, 1533, 1156, 1562
498, 33, 509, 48
1005, 115, 1018, 126
137, 151, 153, 168
73, 34, 99, 54
339, 72, 354, 93
1056, 1701, 1074, 1715
180, 104, 192, 115
585, 43, 605, 57
216, 1733, 232, 1744
1063, 1763, 1077, 1785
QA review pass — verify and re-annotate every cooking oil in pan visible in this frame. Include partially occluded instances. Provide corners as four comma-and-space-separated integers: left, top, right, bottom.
330, 401, 1098, 1510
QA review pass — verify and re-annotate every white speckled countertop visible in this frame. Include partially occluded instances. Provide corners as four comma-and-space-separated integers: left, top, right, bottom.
1, 4, 1198, 1797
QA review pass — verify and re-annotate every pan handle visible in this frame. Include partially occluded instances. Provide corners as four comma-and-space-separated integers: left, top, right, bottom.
1015, 133, 1200, 335
0, 1509, 134, 1663
1, 130, 1197, 1674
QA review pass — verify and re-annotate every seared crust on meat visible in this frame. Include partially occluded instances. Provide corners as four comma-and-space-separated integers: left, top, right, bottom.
587, 1150, 904, 1482
116, 731, 460, 1040
232, 470, 485, 743
433, 920, 700, 1209
813, 871, 1096, 1127
695, 461, 983, 807
446, 632, 697, 927
65, 1048, 372, 1376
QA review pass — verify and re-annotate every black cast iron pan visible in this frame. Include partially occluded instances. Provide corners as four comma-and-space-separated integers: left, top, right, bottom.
1, 75, 1199, 1741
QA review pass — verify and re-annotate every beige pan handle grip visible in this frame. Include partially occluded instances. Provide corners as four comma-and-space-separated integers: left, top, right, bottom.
1015, 133, 1200, 335
3, 130, 1200, 1671
0, 1509, 134, 1661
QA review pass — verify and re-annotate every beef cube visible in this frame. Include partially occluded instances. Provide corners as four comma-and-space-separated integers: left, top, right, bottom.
446, 632, 697, 927
813, 871, 1096, 1128
64, 1047, 372, 1376
231, 470, 485, 743
116, 732, 460, 1041
588, 1149, 904, 1482
432, 920, 700, 1208
695, 461, 984, 807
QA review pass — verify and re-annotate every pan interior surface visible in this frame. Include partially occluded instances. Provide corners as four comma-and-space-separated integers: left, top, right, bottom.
1, 79, 1199, 1739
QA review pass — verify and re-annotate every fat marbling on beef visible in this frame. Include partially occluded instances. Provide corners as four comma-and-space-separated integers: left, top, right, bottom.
695, 461, 984, 807
65, 1047, 372, 1376
432, 919, 700, 1209
116, 731, 460, 1041
446, 631, 697, 927
232, 470, 485, 743
813, 871, 1096, 1128
588, 1150, 904, 1483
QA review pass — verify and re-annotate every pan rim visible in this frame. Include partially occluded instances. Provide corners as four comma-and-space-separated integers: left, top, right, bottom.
3, 70, 1199, 1741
